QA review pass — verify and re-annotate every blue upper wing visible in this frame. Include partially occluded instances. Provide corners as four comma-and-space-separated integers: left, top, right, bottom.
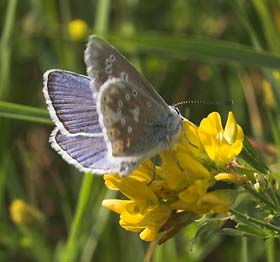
43, 70, 102, 136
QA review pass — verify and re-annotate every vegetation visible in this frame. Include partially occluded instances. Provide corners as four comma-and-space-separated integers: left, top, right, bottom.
1, 0, 280, 261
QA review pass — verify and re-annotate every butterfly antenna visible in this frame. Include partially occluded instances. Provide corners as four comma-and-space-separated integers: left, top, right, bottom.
173, 99, 234, 107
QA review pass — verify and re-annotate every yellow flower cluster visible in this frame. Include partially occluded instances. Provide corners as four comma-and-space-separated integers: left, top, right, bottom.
10, 199, 45, 227
68, 19, 88, 41
102, 112, 244, 241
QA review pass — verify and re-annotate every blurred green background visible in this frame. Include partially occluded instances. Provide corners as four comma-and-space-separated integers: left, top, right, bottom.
1, 0, 280, 261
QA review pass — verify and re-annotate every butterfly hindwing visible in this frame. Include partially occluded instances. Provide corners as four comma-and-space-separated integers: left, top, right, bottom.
96, 78, 179, 160
50, 127, 121, 174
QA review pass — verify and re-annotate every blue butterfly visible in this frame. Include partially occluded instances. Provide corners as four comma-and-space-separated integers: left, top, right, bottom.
43, 36, 182, 176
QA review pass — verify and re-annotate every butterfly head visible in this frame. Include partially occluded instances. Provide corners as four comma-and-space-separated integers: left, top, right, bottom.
166, 106, 183, 140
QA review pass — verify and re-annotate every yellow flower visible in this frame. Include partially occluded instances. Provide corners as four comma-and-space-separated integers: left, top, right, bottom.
102, 199, 132, 214
103, 161, 172, 241
170, 179, 209, 213
197, 112, 243, 167
262, 79, 276, 108
215, 172, 248, 185
273, 71, 280, 81
120, 205, 172, 241
177, 119, 203, 158
68, 19, 88, 41
160, 149, 211, 194
198, 191, 232, 214
10, 199, 44, 227
102, 112, 244, 241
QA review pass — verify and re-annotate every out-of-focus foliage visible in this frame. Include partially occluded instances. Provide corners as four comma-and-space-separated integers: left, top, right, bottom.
1, 0, 280, 261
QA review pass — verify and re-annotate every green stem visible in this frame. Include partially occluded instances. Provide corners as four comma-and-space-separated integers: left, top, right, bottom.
240, 237, 248, 262
80, 189, 118, 261
230, 208, 280, 233
267, 183, 280, 211
63, 174, 95, 262
63, 0, 112, 260
246, 187, 276, 211
94, 0, 111, 35
0, 0, 18, 97
265, 238, 275, 262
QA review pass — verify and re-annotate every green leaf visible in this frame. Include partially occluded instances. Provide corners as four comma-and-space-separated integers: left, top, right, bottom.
0, 101, 52, 125
105, 33, 280, 69
222, 228, 259, 238
230, 208, 280, 234
237, 223, 269, 238
240, 137, 270, 174
195, 220, 221, 240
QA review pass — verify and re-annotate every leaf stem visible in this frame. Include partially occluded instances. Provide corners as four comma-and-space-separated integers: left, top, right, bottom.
265, 238, 275, 262
245, 187, 277, 211
240, 237, 248, 262
63, 173, 95, 262
0, 0, 18, 97
230, 208, 280, 233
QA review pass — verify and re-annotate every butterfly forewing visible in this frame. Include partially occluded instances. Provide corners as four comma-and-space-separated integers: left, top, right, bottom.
85, 36, 168, 110
43, 70, 102, 136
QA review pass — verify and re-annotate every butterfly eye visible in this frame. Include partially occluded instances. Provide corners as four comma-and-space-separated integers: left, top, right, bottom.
132, 89, 137, 96
174, 107, 181, 115
146, 101, 151, 108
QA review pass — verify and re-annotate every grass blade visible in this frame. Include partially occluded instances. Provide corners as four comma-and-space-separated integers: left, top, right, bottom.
106, 33, 280, 69
62, 173, 95, 262
0, 0, 18, 97
0, 101, 52, 125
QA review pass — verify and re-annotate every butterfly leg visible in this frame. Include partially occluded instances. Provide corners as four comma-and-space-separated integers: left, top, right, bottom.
119, 160, 139, 177
166, 136, 185, 172
180, 121, 198, 149
147, 161, 156, 185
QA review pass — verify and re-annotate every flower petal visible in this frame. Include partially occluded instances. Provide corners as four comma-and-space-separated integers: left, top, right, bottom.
104, 174, 122, 190
102, 199, 132, 214
118, 177, 158, 204
198, 191, 232, 214
130, 160, 154, 182
178, 179, 209, 202
197, 112, 244, 167
140, 227, 158, 241
224, 112, 237, 144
